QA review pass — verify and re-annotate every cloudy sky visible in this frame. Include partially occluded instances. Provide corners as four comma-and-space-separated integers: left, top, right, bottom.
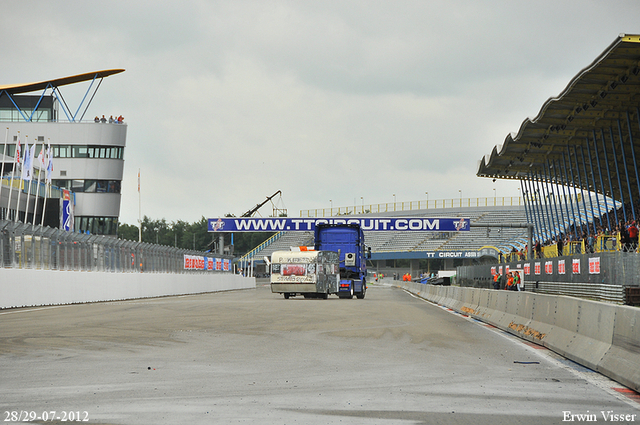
3, 1, 640, 225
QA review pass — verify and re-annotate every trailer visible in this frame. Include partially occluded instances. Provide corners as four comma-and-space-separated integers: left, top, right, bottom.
270, 250, 340, 299
270, 223, 369, 299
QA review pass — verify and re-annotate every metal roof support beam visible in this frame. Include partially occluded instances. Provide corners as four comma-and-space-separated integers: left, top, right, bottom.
626, 110, 640, 215
520, 178, 531, 224
562, 151, 580, 239
580, 145, 597, 236
572, 145, 590, 235
542, 162, 560, 238
72, 73, 101, 122
586, 136, 604, 230
51, 87, 73, 123
617, 118, 636, 221
0, 90, 30, 121
79, 78, 104, 122
525, 173, 541, 243
529, 173, 542, 242
535, 169, 552, 242
609, 126, 627, 223
530, 172, 544, 241
554, 158, 572, 237
600, 128, 619, 225
520, 176, 538, 242
591, 131, 611, 230
549, 159, 567, 238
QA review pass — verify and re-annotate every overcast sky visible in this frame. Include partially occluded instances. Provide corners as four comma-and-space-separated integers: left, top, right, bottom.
3, 1, 640, 225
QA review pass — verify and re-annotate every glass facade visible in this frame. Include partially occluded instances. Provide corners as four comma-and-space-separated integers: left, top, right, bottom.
53, 179, 121, 193
1, 144, 123, 160
53, 145, 124, 159
75, 216, 119, 236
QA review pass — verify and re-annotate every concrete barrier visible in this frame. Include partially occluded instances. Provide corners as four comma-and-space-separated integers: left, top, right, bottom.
396, 282, 640, 392
599, 305, 640, 391
0, 269, 255, 309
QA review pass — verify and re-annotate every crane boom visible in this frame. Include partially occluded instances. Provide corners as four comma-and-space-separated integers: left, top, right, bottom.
241, 190, 283, 217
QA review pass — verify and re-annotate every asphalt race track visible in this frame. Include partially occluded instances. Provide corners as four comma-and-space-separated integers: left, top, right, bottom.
1, 281, 638, 424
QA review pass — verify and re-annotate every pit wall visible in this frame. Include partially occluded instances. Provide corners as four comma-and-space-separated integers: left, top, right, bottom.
0, 269, 255, 309
395, 280, 640, 392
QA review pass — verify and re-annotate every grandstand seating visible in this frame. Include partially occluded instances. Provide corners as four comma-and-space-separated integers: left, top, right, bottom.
242, 197, 617, 263
243, 206, 531, 262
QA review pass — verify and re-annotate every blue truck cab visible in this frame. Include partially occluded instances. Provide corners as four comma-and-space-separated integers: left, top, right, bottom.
314, 223, 370, 299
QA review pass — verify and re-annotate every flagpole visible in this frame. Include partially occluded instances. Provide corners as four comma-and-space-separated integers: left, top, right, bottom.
40, 140, 51, 227
32, 142, 45, 230
7, 131, 19, 221
138, 168, 141, 242
0, 128, 7, 218
14, 134, 25, 222
24, 144, 35, 224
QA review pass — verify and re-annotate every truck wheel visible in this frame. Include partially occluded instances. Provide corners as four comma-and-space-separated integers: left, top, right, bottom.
284, 293, 290, 299
356, 285, 366, 299
321, 292, 328, 299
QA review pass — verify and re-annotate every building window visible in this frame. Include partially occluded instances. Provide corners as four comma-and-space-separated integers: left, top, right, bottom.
75, 216, 118, 235
50, 145, 123, 159
52, 179, 121, 193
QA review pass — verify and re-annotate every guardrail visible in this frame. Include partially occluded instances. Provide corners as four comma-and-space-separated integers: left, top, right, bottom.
300, 196, 523, 217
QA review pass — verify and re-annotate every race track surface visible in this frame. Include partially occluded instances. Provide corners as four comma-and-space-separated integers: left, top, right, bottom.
1, 282, 638, 424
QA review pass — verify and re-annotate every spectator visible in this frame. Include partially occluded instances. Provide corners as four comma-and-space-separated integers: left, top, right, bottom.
628, 220, 638, 251
557, 237, 564, 256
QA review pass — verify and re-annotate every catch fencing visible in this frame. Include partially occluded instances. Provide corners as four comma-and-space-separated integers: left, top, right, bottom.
457, 251, 640, 304
0, 219, 233, 273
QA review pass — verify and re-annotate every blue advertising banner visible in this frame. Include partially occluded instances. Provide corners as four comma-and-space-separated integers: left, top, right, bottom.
208, 217, 470, 232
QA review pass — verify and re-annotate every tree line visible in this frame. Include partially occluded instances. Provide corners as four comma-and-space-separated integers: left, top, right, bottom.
117, 216, 275, 255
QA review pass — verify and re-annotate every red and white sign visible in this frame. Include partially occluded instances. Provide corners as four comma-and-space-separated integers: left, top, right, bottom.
589, 257, 601, 274
534, 262, 541, 275
545, 261, 553, 274
558, 259, 566, 275
524, 263, 531, 275
572, 258, 581, 274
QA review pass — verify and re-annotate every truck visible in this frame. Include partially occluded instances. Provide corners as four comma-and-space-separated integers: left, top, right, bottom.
270, 223, 370, 299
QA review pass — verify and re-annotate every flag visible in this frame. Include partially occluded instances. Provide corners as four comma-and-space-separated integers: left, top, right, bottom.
37, 146, 44, 167
15, 136, 21, 165
22, 144, 35, 181
45, 144, 53, 184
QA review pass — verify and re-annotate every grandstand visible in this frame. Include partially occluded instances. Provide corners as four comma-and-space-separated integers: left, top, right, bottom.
242, 204, 530, 266
242, 193, 618, 264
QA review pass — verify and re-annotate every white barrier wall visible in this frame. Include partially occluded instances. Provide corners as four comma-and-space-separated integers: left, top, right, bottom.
397, 281, 640, 393
0, 270, 255, 309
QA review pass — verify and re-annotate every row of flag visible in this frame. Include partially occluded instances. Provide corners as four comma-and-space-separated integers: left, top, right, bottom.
13, 133, 53, 183
1, 130, 55, 225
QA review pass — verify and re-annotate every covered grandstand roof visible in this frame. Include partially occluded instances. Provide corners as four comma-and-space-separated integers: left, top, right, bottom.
478, 34, 640, 200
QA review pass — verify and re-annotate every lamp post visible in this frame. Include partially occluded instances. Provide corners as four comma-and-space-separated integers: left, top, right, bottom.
330, 199, 332, 216
425, 192, 428, 209
493, 188, 496, 206
361, 196, 364, 213
459, 190, 462, 207
393, 194, 396, 211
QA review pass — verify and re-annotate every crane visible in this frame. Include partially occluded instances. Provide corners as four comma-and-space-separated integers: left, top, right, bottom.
241, 190, 286, 217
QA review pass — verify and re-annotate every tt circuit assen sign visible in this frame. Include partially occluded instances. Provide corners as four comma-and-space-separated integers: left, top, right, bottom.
208, 217, 470, 232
